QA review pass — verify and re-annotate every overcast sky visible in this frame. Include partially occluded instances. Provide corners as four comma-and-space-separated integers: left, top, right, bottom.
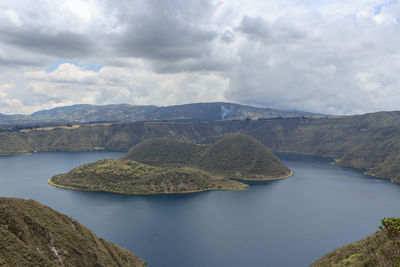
1, 0, 400, 115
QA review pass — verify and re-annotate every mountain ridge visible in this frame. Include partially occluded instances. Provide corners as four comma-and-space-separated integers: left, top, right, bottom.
0, 102, 323, 126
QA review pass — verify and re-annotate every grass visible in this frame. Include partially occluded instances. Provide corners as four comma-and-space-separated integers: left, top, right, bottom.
312, 217, 400, 267
50, 159, 248, 195
0, 197, 146, 267
122, 133, 292, 180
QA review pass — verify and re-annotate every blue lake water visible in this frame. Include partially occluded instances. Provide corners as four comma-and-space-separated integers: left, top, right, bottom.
1, 151, 400, 266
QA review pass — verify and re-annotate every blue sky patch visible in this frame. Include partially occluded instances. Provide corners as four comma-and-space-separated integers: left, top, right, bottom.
374, 0, 397, 15
46, 60, 103, 73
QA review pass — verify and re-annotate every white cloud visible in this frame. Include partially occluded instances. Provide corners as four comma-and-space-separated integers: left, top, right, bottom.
0, 0, 400, 115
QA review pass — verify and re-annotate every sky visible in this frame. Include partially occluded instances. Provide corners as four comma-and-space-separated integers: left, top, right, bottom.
1, 0, 400, 115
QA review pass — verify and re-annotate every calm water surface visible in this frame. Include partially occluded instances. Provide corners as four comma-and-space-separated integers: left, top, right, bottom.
1, 151, 400, 267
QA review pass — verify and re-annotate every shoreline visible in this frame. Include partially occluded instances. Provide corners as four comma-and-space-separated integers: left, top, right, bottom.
233, 169, 294, 181
48, 178, 249, 196
47, 169, 293, 196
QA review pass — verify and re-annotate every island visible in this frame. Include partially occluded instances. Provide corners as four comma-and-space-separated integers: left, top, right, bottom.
0, 197, 145, 267
49, 133, 292, 195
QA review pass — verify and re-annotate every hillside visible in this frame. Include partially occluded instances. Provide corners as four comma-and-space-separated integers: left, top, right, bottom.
49, 134, 291, 195
196, 134, 291, 179
312, 217, 400, 267
0, 102, 321, 126
49, 159, 247, 194
122, 133, 292, 180
0, 197, 145, 267
121, 138, 204, 166
4, 111, 400, 183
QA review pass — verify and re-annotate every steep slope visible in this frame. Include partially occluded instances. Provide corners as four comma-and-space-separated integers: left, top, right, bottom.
122, 133, 291, 180
0, 197, 145, 267
312, 218, 400, 267
196, 134, 291, 179
49, 159, 247, 194
121, 138, 204, 166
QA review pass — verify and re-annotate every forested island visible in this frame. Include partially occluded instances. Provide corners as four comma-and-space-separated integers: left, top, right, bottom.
49, 134, 292, 195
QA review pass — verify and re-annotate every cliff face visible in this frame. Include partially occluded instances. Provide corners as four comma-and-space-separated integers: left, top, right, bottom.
0, 197, 146, 267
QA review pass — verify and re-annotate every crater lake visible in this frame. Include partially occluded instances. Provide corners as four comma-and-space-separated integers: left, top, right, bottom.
1, 151, 400, 266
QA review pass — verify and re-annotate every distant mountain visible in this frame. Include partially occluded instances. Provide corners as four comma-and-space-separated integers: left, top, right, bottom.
31, 104, 157, 123
49, 134, 292, 195
0, 102, 323, 126
0, 197, 145, 266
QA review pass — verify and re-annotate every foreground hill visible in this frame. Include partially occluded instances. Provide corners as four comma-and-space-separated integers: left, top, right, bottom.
312, 217, 400, 267
0, 197, 145, 267
0, 102, 321, 126
49, 134, 291, 195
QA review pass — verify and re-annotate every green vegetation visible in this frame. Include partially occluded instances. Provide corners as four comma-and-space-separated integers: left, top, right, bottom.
0, 197, 145, 267
4, 111, 400, 183
122, 138, 204, 166
312, 217, 400, 267
50, 159, 247, 194
123, 134, 291, 179
196, 134, 291, 178
49, 134, 290, 195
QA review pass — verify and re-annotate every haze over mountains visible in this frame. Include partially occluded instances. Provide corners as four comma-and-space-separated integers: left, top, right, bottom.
0, 102, 322, 126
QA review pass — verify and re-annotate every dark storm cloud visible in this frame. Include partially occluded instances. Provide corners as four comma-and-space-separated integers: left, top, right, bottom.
0, 27, 95, 59
110, 0, 218, 61
237, 15, 304, 43
151, 57, 233, 73
0, 57, 43, 68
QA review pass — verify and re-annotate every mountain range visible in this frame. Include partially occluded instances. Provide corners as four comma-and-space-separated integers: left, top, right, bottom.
0, 102, 322, 126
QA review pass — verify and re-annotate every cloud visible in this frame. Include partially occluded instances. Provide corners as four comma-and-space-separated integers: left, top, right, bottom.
1, 0, 400, 115
111, 0, 218, 62
10, 62, 228, 114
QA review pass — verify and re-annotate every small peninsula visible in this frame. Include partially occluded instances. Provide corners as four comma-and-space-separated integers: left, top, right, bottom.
0, 197, 145, 267
49, 133, 292, 195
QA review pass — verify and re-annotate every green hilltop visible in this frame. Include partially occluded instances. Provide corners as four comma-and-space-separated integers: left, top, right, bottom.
49, 134, 292, 195
0, 197, 145, 267
123, 133, 291, 179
